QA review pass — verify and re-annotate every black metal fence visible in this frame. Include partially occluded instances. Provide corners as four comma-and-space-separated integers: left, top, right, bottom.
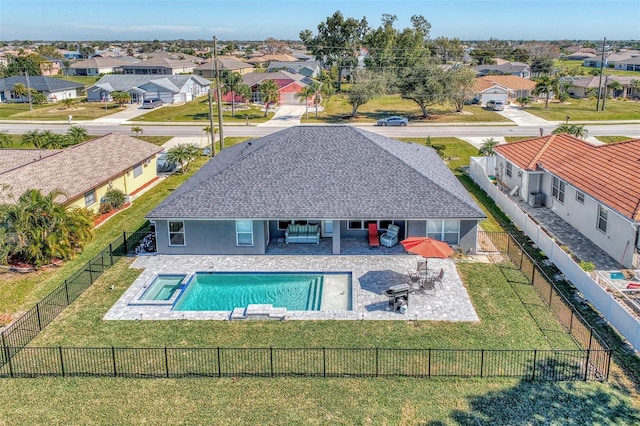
0, 346, 608, 381
479, 231, 611, 380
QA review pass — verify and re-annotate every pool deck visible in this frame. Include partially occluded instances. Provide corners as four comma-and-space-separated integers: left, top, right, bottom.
104, 254, 479, 322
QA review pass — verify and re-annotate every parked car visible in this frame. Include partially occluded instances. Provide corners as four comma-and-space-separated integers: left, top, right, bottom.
485, 100, 506, 111
142, 98, 163, 109
376, 116, 409, 126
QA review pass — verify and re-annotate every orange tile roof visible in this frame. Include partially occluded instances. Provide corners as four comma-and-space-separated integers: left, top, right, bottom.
494, 134, 640, 221
476, 75, 536, 91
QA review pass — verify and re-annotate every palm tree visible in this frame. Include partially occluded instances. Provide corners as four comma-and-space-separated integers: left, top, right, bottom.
66, 126, 88, 145
553, 124, 588, 139
165, 143, 201, 173
131, 126, 143, 137
61, 98, 75, 109
12, 83, 28, 101
21, 129, 46, 148
221, 71, 243, 116
0, 129, 12, 148
295, 83, 320, 119
630, 79, 640, 98
533, 76, 553, 108
259, 79, 280, 117
606, 80, 623, 98
40, 130, 68, 149
478, 138, 500, 156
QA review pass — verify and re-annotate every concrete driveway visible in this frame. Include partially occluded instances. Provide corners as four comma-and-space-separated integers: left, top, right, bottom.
257, 105, 306, 127
495, 104, 552, 127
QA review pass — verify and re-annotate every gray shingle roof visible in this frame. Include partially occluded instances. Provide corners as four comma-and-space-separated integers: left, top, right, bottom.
88, 74, 209, 92
147, 126, 485, 220
0, 76, 83, 92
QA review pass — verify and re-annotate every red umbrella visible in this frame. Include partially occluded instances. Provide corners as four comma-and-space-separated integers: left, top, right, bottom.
401, 237, 454, 266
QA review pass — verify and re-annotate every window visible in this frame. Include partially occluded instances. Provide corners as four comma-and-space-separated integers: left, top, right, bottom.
551, 177, 565, 203
347, 220, 394, 230
168, 221, 185, 246
426, 220, 460, 245
576, 191, 585, 204
84, 189, 96, 207
278, 220, 310, 230
236, 220, 254, 246
505, 162, 513, 178
597, 206, 608, 233
133, 162, 143, 178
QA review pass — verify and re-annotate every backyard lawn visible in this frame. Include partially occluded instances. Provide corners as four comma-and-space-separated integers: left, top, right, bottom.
303, 94, 511, 124
524, 97, 640, 121
134, 96, 273, 123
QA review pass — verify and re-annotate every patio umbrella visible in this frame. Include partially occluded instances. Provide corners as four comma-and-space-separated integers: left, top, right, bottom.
401, 237, 454, 268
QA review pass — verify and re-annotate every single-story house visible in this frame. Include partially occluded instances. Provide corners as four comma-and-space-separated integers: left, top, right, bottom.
266, 60, 321, 78
193, 57, 254, 77
236, 71, 318, 105
246, 54, 299, 67
87, 74, 211, 104
137, 51, 204, 63
565, 52, 596, 61
473, 62, 531, 79
40, 56, 63, 76
120, 57, 199, 75
147, 126, 486, 256
473, 75, 537, 105
614, 55, 640, 72
583, 51, 640, 68
0, 75, 83, 103
565, 75, 640, 99
492, 134, 640, 268
67, 57, 138, 76
0, 133, 162, 213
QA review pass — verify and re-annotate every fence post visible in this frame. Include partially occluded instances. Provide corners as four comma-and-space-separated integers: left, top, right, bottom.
109, 243, 114, 266
217, 347, 221, 378
270, 347, 274, 378
480, 349, 485, 378
88, 261, 93, 284
531, 349, 537, 381
531, 266, 536, 286
4, 343, 13, 378
375, 348, 379, 377
322, 347, 326, 378
569, 309, 574, 334
584, 346, 592, 381
123, 231, 128, 255
428, 348, 431, 378
64, 280, 70, 305
59, 346, 65, 377
164, 347, 169, 378
36, 304, 42, 331
548, 278, 553, 308
111, 347, 117, 377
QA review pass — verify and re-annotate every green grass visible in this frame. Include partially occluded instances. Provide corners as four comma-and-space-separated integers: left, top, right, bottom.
0, 101, 122, 121
524, 97, 640, 121
595, 136, 633, 143
28, 259, 577, 350
134, 97, 273, 123
134, 135, 173, 146
51, 75, 102, 87
554, 60, 640, 77
303, 94, 511, 124
0, 377, 638, 425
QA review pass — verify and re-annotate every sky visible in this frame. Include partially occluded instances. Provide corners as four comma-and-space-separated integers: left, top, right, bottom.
1, 0, 639, 41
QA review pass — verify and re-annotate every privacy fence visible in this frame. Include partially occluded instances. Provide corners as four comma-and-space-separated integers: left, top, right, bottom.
0, 227, 610, 381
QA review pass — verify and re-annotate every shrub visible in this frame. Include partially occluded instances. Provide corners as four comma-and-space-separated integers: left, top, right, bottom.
579, 261, 596, 272
98, 202, 113, 215
103, 188, 126, 210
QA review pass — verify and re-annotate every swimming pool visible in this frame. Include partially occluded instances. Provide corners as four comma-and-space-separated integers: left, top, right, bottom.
129, 274, 186, 306
174, 272, 329, 311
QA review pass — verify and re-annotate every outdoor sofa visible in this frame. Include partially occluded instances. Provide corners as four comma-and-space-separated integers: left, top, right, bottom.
285, 224, 321, 244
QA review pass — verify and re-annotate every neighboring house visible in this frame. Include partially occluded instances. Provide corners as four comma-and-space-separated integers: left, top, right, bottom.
614, 55, 640, 72
492, 134, 640, 268
193, 57, 254, 77
472, 62, 531, 79
238, 71, 318, 105
0, 75, 83, 103
137, 51, 204, 63
87, 74, 211, 104
67, 57, 138, 76
566, 75, 640, 99
266, 60, 321, 77
62, 51, 83, 60
40, 56, 63, 76
120, 57, 198, 75
473, 75, 537, 105
583, 51, 640, 68
147, 126, 486, 256
0, 133, 162, 213
565, 52, 596, 61
246, 54, 299, 67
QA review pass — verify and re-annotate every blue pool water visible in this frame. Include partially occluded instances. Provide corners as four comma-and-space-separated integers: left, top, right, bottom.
140, 274, 186, 301
173, 272, 324, 311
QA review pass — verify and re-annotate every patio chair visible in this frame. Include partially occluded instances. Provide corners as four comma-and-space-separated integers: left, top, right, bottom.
425, 268, 445, 290
368, 223, 380, 247
380, 224, 400, 248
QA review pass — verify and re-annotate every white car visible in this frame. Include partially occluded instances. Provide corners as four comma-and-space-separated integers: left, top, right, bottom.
376, 116, 408, 126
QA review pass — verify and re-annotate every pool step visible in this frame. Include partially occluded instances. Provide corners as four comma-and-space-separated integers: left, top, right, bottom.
230, 304, 287, 321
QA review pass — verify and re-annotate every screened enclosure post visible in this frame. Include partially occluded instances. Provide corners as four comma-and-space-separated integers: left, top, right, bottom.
123, 231, 128, 255
531, 349, 537, 381
109, 243, 114, 265
36, 304, 42, 331
164, 347, 169, 378
59, 346, 65, 377
112, 347, 117, 377
375, 348, 379, 377
217, 347, 221, 377
323, 347, 326, 378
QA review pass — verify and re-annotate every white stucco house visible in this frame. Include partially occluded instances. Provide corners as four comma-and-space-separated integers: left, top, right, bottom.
491, 134, 640, 269
86, 74, 211, 104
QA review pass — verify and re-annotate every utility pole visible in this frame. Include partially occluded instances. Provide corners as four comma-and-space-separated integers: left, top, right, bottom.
207, 38, 216, 157
601, 75, 609, 111
213, 36, 225, 150
595, 37, 606, 111
24, 71, 33, 111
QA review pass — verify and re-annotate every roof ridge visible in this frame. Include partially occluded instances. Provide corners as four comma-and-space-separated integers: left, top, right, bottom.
526, 134, 557, 170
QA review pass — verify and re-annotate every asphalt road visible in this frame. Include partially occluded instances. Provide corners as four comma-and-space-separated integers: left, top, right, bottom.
2, 122, 640, 139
